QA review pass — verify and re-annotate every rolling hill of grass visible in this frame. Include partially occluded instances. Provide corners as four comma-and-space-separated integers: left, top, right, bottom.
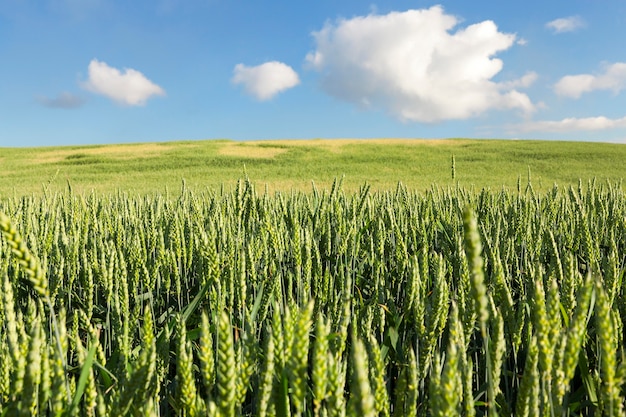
2, 138, 625, 196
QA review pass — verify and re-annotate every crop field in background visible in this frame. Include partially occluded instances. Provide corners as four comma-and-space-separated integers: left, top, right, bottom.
1, 138, 626, 415
2, 138, 626, 195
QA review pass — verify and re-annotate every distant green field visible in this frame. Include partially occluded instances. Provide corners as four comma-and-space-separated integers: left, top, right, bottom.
1, 138, 625, 195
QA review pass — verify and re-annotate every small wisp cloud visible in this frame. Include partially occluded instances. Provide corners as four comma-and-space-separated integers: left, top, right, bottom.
517, 63, 626, 134
545, 16, 586, 33
81, 59, 165, 106
305, 6, 535, 123
37, 91, 85, 109
554, 62, 626, 99
232, 61, 300, 101
518, 115, 626, 132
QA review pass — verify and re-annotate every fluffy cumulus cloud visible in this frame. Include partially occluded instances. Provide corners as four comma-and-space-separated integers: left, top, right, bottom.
545, 16, 586, 33
518, 116, 626, 132
81, 59, 165, 106
554, 62, 626, 98
232, 61, 300, 101
37, 91, 85, 109
305, 6, 535, 123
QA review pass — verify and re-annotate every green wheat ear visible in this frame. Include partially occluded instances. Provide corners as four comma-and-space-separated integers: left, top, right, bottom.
0, 212, 49, 297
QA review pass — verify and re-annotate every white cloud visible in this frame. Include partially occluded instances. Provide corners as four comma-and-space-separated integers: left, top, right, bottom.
545, 16, 586, 33
554, 62, 626, 98
232, 61, 300, 101
305, 6, 535, 123
81, 59, 165, 106
517, 115, 626, 132
37, 92, 85, 109
500, 72, 538, 89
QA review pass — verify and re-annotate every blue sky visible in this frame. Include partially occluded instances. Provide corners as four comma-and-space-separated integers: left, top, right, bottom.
2, 0, 626, 147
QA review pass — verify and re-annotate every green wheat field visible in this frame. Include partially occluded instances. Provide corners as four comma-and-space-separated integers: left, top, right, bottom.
1, 138, 625, 416
3, 138, 626, 194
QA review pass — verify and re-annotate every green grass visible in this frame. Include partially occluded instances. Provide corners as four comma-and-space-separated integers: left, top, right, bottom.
2, 138, 625, 195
